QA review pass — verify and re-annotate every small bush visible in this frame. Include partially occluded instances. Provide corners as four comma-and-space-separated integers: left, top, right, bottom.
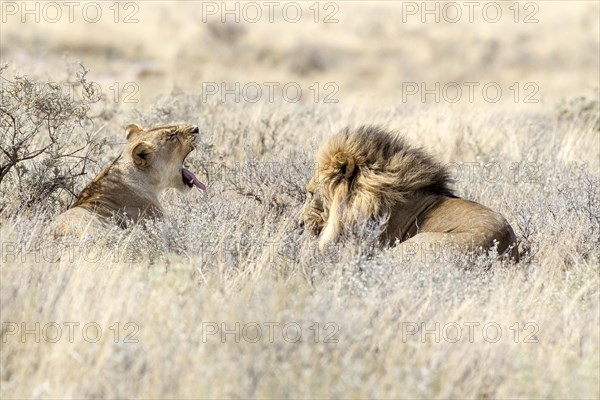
0, 64, 110, 214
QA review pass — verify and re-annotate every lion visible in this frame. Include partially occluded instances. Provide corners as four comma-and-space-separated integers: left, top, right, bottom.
52, 123, 205, 236
301, 126, 519, 261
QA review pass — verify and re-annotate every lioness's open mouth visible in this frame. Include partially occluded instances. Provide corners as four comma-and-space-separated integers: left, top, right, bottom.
182, 167, 206, 191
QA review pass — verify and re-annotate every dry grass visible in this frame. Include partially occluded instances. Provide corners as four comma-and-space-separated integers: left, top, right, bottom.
1, 1, 599, 399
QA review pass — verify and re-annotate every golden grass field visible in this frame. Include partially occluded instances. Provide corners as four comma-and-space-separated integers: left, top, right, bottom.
1, 1, 599, 398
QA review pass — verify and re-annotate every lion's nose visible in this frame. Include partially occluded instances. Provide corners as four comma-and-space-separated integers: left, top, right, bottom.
190, 125, 199, 134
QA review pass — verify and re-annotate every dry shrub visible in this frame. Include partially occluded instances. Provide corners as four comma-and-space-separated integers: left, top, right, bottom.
0, 64, 110, 215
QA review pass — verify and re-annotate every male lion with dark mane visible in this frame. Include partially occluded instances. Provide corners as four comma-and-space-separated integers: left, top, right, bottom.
301, 126, 519, 261
52, 123, 205, 236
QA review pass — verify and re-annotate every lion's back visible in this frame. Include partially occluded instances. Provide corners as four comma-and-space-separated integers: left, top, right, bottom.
415, 197, 519, 260
50, 207, 109, 238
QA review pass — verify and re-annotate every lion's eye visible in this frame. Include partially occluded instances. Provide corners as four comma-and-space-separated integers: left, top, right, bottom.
167, 133, 177, 141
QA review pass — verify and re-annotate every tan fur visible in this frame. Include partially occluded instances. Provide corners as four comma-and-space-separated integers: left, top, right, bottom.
301, 126, 519, 261
52, 123, 200, 236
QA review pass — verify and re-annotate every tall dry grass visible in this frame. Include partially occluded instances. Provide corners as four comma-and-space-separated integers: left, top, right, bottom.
1, 1, 599, 399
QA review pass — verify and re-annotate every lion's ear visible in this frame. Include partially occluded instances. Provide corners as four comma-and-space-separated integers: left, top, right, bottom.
331, 152, 356, 180
131, 142, 155, 167
126, 124, 143, 140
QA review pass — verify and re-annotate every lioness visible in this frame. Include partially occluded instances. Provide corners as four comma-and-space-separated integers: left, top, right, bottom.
301, 126, 519, 261
53, 123, 205, 236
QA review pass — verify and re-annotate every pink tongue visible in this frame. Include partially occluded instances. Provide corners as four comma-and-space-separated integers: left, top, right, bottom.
182, 168, 206, 191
